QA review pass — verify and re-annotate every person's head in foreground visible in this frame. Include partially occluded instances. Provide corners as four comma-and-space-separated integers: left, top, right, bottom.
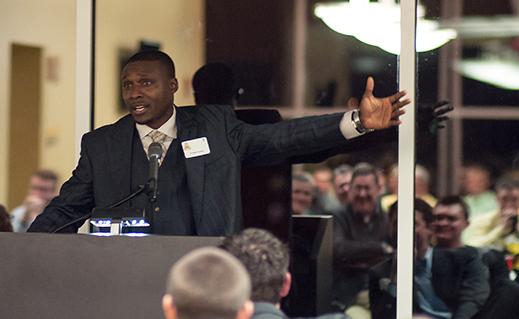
162, 247, 253, 319
221, 228, 290, 306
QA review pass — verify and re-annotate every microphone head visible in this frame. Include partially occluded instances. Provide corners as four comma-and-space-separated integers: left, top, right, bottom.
148, 142, 163, 160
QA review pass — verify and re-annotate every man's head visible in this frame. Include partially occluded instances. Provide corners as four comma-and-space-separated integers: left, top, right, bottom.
28, 170, 58, 203
0, 205, 12, 232
333, 164, 353, 205
495, 178, 519, 212
121, 50, 179, 129
348, 163, 380, 217
162, 247, 253, 319
462, 164, 492, 196
291, 173, 316, 215
192, 63, 240, 106
221, 228, 290, 305
414, 199, 434, 260
312, 166, 334, 194
432, 196, 470, 249
415, 165, 431, 197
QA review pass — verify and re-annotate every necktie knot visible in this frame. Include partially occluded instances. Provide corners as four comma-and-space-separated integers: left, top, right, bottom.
147, 130, 168, 159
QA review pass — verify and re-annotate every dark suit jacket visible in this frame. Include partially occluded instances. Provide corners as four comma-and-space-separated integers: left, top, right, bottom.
369, 248, 489, 319
29, 105, 350, 235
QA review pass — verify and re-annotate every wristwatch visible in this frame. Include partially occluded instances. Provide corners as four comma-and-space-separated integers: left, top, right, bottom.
352, 109, 374, 134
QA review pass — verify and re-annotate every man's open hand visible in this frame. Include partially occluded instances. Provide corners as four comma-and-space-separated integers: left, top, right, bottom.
359, 77, 410, 130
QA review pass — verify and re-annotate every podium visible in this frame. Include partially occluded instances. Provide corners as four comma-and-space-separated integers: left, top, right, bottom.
0, 233, 222, 319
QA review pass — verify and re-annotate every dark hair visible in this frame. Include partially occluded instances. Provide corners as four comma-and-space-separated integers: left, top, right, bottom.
389, 198, 433, 225
34, 169, 58, 183
0, 205, 13, 232
124, 50, 176, 78
435, 195, 470, 221
192, 63, 238, 105
495, 177, 519, 191
220, 228, 289, 303
351, 162, 379, 185
415, 198, 434, 225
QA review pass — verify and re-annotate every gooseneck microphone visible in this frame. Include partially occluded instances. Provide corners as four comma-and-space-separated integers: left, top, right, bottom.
147, 142, 163, 202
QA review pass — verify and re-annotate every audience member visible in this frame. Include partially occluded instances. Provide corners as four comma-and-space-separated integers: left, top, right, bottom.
332, 163, 391, 317
463, 177, 519, 249
332, 165, 353, 207
380, 164, 436, 212
0, 205, 13, 232
162, 246, 253, 319
10, 170, 58, 232
312, 166, 342, 213
461, 164, 498, 218
432, 196, 519, 319
221, 228, 349, 319
413, 200, 489, 319
291, 172, 318, 215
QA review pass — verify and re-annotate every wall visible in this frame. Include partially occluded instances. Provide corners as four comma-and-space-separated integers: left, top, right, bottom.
95, 0, 205, 128
0, 0, 205, 207
0, 0, 76, 208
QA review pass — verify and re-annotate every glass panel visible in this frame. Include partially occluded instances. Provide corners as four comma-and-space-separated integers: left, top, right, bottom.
0, 0, 76, 226
417, 1, 519, 318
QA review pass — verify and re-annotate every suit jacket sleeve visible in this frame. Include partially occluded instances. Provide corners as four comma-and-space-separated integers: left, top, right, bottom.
452, 249, 490, 319
223, 109, 350, 166
28, 134, 96, 233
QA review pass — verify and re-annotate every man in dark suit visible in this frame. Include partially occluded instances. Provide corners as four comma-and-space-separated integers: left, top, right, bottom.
369, 199, 490, 319
28, 50, 408, 235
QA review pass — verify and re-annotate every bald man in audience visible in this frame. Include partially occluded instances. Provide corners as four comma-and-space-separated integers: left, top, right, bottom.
162, 247, 254, 319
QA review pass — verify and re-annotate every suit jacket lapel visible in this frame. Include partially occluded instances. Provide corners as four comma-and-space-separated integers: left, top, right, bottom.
106, 115, 135, 208
177, 108, 205, 228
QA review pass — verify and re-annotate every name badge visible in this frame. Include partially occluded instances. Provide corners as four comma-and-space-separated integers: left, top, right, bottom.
182, 137, 211, 158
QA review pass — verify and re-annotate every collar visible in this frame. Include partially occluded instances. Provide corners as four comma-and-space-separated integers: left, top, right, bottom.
135, 106, 177, 139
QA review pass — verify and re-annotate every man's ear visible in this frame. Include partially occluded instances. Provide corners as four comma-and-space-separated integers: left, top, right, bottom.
162, 294, 177, 319
279, 272, 291, 298
236, 300, 254, 319
170, 78, 179, 94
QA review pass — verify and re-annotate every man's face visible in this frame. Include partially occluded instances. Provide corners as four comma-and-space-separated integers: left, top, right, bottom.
121, 60, 178, 129
497, 187, 519, 211
313, 170, 333, 193
28, 176, 57, 203
334, 172, 352, 205
432, 204, 468, 248
463, 167, 490, 195
292, 180, 314, 215
348, 174, 380, 216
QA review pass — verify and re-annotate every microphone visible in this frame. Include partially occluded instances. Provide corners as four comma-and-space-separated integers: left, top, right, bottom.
147, 142, 163, 202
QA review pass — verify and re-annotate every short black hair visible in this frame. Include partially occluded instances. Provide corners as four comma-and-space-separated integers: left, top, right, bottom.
220, 228, 289, 304
192, 63, 238, 105
351, 162, 379, 185
435, 195, 470, 221
389, 198, 434, 225
124, 50, 176, 78
0, 205, 12, 232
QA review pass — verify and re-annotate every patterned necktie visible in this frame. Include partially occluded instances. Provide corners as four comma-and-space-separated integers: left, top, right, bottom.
147, 130, 168, 159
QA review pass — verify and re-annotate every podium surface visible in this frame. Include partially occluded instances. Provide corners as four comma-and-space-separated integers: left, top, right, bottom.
0, 233, 221, 319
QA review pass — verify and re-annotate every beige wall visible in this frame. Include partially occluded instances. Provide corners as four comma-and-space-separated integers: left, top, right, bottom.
95, 0, 205, 127
0, 0, 76, 208
1, 0, 205, 207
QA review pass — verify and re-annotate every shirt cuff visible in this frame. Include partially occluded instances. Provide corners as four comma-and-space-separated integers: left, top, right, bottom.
340, 110, 366, 139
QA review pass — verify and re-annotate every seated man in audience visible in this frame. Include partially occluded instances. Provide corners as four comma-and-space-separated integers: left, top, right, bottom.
461, 164, 498, 218
463, 177, 519, 249
332, 165, 353, 209
221, 228, 349, 319
332, 163, 392, 316
10, 169, 58, 232
162, 247, 254, 319
291, 172, 319, 215
432, 196, 519, 318
370, 199, 490, 319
